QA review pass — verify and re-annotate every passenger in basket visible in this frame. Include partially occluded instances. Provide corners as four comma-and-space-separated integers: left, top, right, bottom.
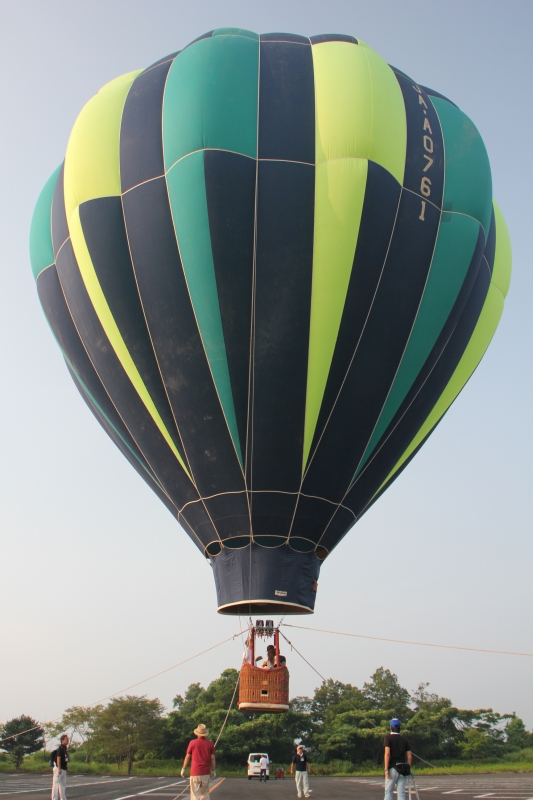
266, 645, 277, 668
243, 637, 253, 665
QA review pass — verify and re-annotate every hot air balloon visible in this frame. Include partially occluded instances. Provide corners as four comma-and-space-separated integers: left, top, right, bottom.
30, 29, 511, 619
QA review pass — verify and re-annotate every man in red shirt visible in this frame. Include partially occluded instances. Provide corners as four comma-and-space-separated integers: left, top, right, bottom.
181, 724, 216, 800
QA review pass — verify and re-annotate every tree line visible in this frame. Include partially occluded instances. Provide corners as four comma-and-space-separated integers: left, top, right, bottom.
1, 667, 531, 772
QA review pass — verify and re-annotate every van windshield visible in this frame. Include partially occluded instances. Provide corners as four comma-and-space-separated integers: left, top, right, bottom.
249, 754, 266, 762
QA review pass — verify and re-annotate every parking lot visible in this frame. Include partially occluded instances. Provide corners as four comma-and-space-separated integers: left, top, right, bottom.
0, 772, 531, 800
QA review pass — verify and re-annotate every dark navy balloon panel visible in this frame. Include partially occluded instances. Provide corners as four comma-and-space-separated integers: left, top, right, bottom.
30, 31, 511, 615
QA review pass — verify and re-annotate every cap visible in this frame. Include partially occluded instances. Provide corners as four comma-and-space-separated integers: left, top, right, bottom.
390, 718, 401, 728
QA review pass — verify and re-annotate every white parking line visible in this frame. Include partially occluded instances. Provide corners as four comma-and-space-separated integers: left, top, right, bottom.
114, 781, 187, 800
0, 777, 134, 795
138, 782, 186, 795
349, 780, 383, 784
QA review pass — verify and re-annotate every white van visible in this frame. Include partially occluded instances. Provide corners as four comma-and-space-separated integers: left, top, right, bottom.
247, 752, 270, 780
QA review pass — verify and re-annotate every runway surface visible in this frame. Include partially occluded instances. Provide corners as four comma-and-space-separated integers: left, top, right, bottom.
0, 771, 531, 800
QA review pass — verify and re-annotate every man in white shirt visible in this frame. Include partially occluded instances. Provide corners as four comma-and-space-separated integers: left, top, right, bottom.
243, 637, 253, 665
259, 754, 269, 782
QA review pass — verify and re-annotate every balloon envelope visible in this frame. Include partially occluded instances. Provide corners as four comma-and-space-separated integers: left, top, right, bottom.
30, 30, 511, 615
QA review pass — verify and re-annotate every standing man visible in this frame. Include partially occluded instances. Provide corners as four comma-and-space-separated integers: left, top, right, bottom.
243, 637, 253, 665
290, 744, 311, 798
181, 724, 216, 800
384, 718, 412, 800
259, 753, 269, 782
52, 734, 69, 800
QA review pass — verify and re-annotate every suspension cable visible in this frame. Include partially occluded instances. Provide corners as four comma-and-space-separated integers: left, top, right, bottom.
280, 629, 459, 776
214, 674, 240, 749
279, 630, 327, 682
0, 632, 241, 746
281, 623, 533, 657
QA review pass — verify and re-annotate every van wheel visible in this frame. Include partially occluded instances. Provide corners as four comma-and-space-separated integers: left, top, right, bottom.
248, 776, 252, 780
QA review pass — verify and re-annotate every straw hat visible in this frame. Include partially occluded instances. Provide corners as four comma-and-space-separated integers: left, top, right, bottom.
194, 724, 208, 737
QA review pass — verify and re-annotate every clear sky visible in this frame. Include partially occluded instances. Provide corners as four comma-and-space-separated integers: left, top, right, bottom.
1, 0, 532, 731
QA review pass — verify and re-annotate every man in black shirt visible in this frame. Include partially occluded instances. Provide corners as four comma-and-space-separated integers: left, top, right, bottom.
290, 745, 311, 798
384, 718, 412, 800
52, 734, 69, 800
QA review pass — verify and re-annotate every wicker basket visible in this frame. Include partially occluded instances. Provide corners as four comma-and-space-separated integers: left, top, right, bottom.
238, 663, 290, 713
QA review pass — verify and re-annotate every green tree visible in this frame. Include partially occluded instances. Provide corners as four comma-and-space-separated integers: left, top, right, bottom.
197, 669, 239, 712
41, 722, 61, 762
454, 709, 510, 760
363, 668, 411, 718
306, 679, 388, 764
163, 709, 197, 760
59, 706, 103, 762
311, 679, 366, 724
213, 709, 310, 765
163, 669, 311, 765
411, 682, 449, 710
165, 681, 211, 761
0, 716, 44, 769
458, 727, 496, 759
505, 714, 532, 751
405, 683, 459, 760
91, 696, 164, 774
312, 708, 387, 764
173, 683, 204, 714
290, 696, 313, 715
163, 666, 530, 769
167, 670, 243, 758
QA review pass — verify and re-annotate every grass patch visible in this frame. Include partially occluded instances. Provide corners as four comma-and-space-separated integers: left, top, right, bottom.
1, 753, 531, 777
302, 761, 533, 777
409, 762, 533, 776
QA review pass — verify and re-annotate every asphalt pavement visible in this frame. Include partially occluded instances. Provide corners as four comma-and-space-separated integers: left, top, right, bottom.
0, 771, 531, 800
